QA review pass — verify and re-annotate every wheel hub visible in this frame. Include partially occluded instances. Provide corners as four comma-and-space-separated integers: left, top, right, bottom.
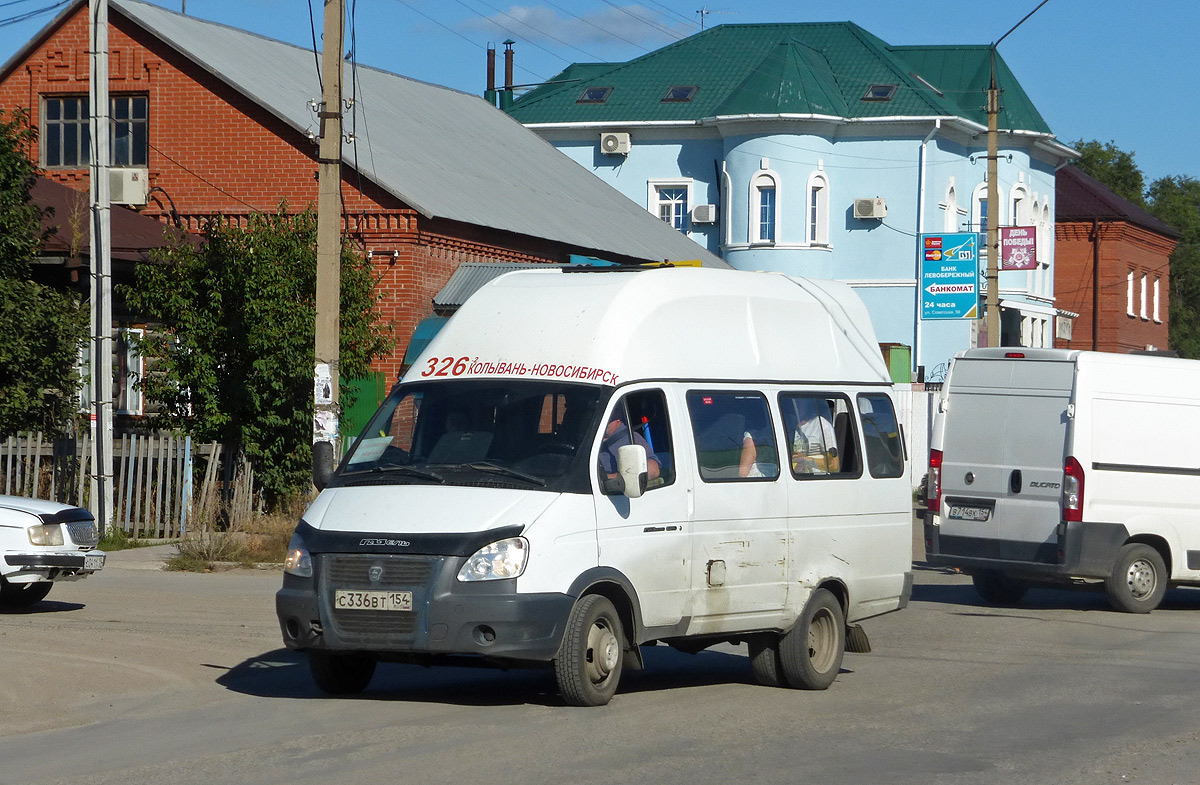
1127, 559, 1157, 599
585, 623, 620, 682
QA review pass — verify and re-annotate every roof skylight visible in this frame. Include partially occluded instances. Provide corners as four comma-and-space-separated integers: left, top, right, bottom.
661, 85, 698, 103
577, 86, 613, 104
861, 84, 898, 102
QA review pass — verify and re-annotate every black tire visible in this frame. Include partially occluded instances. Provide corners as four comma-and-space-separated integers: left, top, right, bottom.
972, 570, 1028, 605
308, 651, 376, 695
779, 588, 845, 690
0, 579, 52, 609
554, 594, 624, 706
1105, 543, 1168, 613
748, 634, 786, 687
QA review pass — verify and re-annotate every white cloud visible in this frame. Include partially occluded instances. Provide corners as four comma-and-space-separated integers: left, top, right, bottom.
457, 4, 695, 55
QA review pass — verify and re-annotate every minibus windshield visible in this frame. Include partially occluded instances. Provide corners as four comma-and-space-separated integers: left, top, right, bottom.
336, 379, 607, 494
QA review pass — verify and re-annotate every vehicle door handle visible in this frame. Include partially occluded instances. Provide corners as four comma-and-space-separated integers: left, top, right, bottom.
643, 525, 681, 533
1010, 469, 1022, 494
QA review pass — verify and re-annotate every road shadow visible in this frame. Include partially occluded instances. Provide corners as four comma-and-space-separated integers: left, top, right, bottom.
215, 644, 821, 706
0, 600, 86, 614
912, 580, 1200, 613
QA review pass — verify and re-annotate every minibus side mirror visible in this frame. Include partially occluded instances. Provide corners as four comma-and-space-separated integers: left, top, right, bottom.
313, 440, 336, 491
617, 443, 648, 499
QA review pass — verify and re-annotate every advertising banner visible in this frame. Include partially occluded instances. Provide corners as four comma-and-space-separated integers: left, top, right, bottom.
920, 233, 979, 320
1000, 226, 1038, 270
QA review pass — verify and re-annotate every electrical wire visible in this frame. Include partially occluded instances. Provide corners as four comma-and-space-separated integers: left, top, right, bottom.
467, 0, 606, 61
450, 0, 572, 66
306, 0, 322, 93
0, 0, 68, 27
148, 141, 257, 211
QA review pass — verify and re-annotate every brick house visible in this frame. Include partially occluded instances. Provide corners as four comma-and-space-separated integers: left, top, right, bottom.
0, 0, 721, 395
1054, 165, 1178, 353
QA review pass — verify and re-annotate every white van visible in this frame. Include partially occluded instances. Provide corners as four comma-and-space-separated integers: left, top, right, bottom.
276, 267, 913, 705
924, 348, 1200, 613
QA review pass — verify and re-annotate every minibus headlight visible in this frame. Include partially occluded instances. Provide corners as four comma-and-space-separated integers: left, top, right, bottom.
28, 524, 64, 547
283, 533, 313, 578
457, 537, 529, 582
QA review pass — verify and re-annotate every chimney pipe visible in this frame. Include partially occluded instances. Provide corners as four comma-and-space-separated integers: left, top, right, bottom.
486, 44, 496, 92
503, 39, 514, 91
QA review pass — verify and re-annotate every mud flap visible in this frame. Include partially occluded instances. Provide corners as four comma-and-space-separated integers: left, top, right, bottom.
845, 623, 871, 654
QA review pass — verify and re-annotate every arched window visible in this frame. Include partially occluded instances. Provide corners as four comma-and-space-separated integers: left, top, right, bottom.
807, 170, 829, 245
750, 170, 779, 243
1010, 183, 1031, 227
944, 182, 960, 232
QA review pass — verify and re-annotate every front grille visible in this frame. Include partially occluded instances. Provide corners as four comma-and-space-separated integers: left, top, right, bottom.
65, 520, 98, 547
319, 553, 441, 645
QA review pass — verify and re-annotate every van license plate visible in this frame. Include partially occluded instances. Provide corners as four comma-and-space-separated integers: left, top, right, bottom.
948, 505, 991, 522
334, 590, 413, 611
83, 554, 105, 571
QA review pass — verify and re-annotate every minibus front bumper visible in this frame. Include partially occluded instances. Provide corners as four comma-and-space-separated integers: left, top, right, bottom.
276, 552, 574, 663
923, 516, 1130, 580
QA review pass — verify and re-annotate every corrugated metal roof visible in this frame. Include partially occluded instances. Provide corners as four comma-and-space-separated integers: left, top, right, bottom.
433, 262, 558, 309
13, 0, 726, 268
1056, 166, 1180, 238
509, 22, 1052, 135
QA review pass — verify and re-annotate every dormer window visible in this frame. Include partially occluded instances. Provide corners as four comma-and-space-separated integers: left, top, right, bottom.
577, 86, 613, 104
661, 85, 698, 103
861, 84, 897, 102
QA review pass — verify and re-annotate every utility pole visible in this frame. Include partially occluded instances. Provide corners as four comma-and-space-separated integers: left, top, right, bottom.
982, 0, 1051, 347
88, 0, 113, 534
313, 0, 344, 453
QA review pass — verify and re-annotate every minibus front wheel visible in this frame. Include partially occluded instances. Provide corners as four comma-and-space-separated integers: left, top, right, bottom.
554, 594, 624, 706
309, 651, 377, 695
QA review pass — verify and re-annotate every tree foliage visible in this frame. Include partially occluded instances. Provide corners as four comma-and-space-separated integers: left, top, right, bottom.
0, 108, 88, 436
1071, 139, 1147, 206
1146, 176, 1200, 359
122, 208, 392, 500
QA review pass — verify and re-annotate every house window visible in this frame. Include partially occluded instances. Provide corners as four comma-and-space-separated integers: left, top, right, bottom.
649, 180, 691, 232
807, 171, 829, 245
116, 328, 144, 416
861, 84, 897, 102
577, 86, 612, 104
1154, 277, 1161, 323
43, 94, 148, 168
1140, 273, 1148, 320
750, 171, 778, 243
1010, 184, 1029, 226
1127, 270, 1135, 316
661, 85, 698, 102
944, 185, 959, 232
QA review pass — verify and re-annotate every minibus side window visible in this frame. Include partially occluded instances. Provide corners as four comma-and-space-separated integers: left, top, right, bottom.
779, 393, 862, 479
597, 389, 675, 490
857, 393, 905, 478
686, 391, 779, 482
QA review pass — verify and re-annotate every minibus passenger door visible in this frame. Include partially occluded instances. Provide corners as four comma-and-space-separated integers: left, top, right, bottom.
593, 389, 692, 630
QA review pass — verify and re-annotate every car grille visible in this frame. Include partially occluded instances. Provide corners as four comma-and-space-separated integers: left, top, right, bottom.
65, 520, 98, 547
319, 553, 441, 644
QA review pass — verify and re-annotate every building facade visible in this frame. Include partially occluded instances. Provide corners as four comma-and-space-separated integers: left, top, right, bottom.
1053, 166, 1176, 353
505, 24, 1075, 379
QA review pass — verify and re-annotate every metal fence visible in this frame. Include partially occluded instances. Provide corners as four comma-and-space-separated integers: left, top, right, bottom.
1, 432, 254, 537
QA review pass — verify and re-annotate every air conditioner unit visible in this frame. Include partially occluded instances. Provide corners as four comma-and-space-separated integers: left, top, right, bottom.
853, 197, 887, 219
599, 131, 631, 155
690, 204, 718, 224
109, 167, 149, 206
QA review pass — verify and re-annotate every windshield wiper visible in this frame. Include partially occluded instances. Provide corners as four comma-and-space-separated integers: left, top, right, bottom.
355, 464, 445, 483
463, 462, 547, 487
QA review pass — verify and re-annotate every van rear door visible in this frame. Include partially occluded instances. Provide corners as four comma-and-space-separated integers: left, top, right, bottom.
938, 355, 1073, 566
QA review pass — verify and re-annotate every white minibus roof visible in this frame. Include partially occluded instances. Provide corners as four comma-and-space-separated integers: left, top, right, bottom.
408, 267, 890, 386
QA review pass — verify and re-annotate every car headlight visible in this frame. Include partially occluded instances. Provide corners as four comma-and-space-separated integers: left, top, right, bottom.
283, 533, 313, 578
457, 537, 528, 582
28, 524, 64, 547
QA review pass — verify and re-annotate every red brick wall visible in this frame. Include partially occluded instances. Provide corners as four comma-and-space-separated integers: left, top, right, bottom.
1054, 220, 1174, 353
0, 7, 566, 380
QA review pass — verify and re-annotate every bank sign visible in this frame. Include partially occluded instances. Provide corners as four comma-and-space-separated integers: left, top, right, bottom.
921, 233, 979, 320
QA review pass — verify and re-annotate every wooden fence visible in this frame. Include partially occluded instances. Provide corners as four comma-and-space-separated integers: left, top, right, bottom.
0, 432, 255, 537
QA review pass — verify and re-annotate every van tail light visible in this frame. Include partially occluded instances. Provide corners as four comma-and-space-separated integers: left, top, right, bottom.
1062, 456, 1085, 522
927, 449, 943, 513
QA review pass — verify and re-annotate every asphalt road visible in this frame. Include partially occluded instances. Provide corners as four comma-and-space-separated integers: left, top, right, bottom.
4, 540, 1200, 785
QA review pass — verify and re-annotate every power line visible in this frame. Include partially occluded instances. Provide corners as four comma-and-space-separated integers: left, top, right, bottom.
467, 0, 606, 61
0, 0, 68, 27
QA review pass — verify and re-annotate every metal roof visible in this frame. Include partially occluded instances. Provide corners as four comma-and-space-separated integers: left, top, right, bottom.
432, 262, 558, 309
5, 0, 725, 268
1056, 165, 1180, 238
509, 22, 1054, 136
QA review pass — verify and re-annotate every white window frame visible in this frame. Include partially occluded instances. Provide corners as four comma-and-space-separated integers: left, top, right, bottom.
720, 164, 732, 247
806, 170, 830, 246
1140, 273, 1148, 320
1154, 276, 1161, 323
116, 327, 144, 416
647, 178, 693, 234
1127, 270, 1135, 316
1010, 182, 1030, 227
943, 182, 960, 232
749, 169, 779, 244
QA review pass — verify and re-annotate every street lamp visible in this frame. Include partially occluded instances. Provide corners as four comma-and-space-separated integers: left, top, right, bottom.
983, 0, 1050, 347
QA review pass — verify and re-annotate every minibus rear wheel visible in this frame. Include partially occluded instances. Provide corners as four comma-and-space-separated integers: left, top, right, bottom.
554, 594, 624, 706
1105, 543, 1167, 613
971, 571, 1028, 605
309, 651, 377, 695
779, 589, 845, 690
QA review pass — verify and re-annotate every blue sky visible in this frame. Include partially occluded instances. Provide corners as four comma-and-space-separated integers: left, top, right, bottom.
0, 0, 1195, 185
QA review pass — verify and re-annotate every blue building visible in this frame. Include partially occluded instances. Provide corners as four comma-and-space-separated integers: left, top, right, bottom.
504, 24, 1075, 378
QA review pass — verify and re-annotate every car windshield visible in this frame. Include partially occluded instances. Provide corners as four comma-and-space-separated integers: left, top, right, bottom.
335, 379, 608, 494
